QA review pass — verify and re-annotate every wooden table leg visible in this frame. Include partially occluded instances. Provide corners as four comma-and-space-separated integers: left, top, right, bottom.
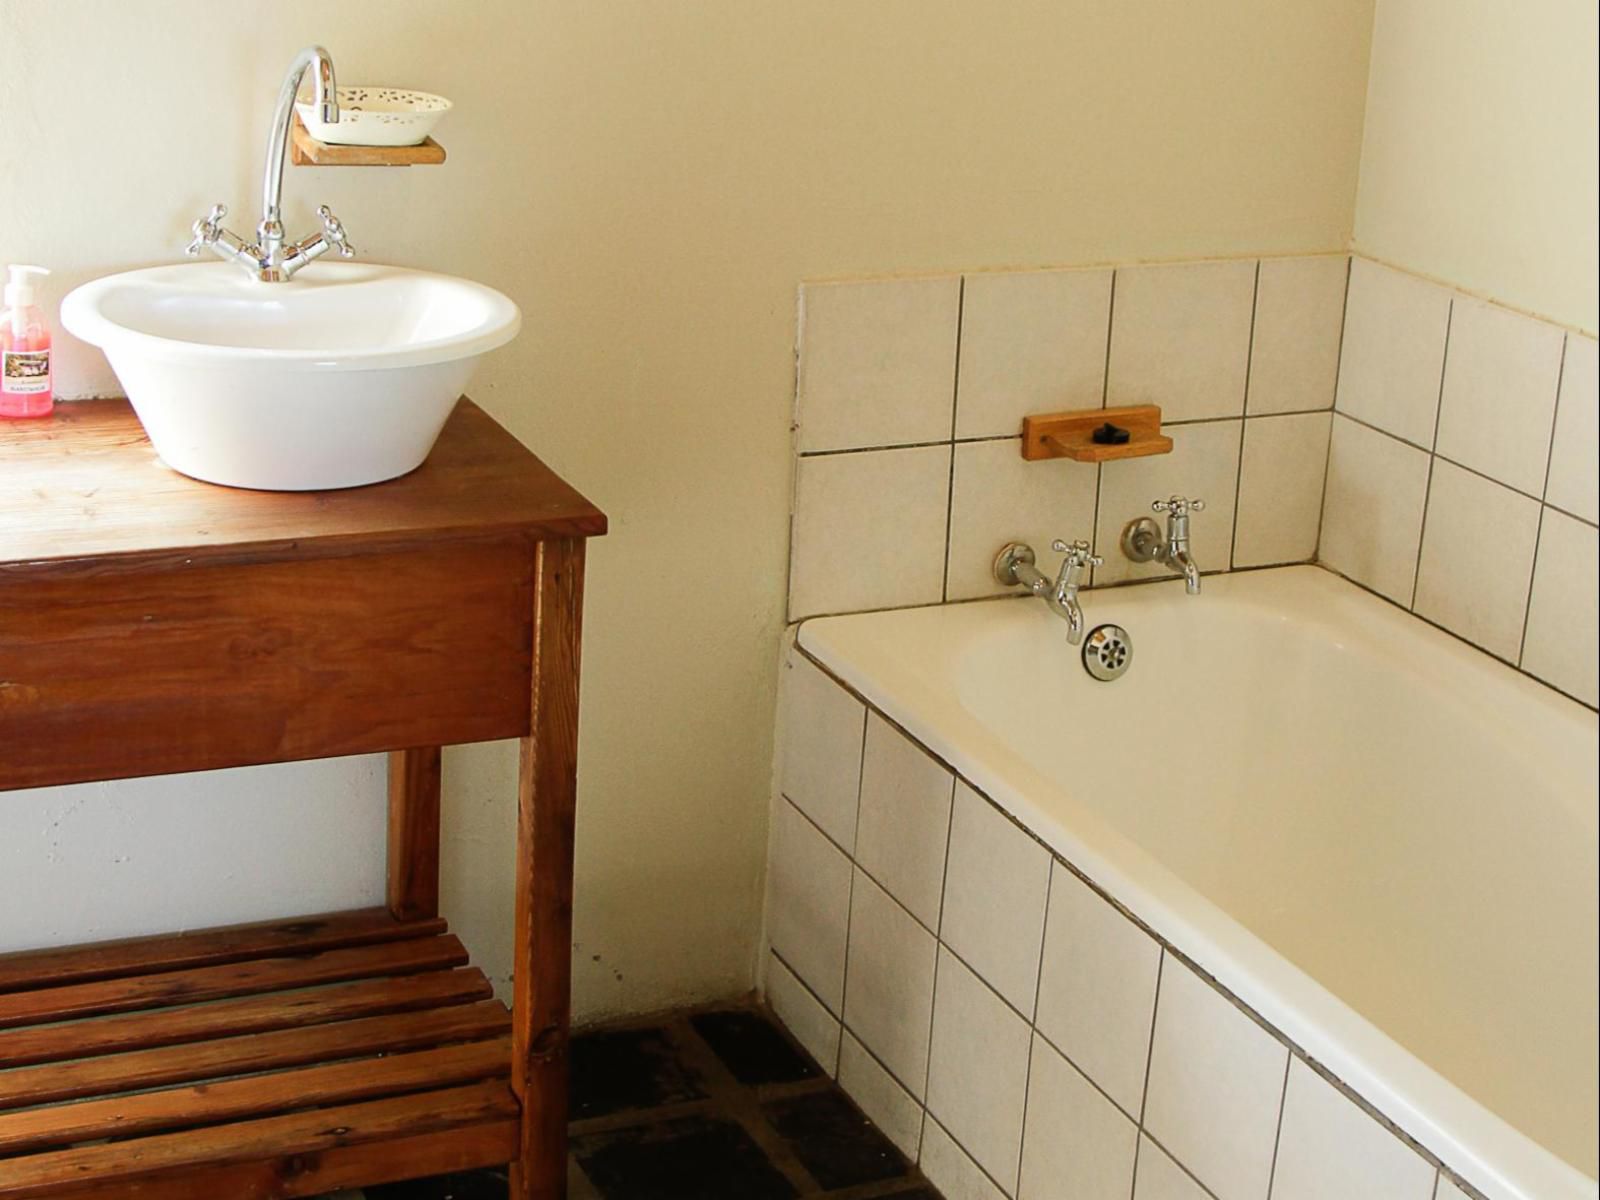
510, 538, 585, 1200
387, 747, 443, 922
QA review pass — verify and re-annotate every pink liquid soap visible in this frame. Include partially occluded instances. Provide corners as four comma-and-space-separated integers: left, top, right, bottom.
0, 265, 53, 419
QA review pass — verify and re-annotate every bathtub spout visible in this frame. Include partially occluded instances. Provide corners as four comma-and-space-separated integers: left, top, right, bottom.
1171, 547, 1202, 595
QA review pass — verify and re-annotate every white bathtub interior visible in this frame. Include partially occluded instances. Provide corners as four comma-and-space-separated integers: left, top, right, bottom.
798, 566, 1599, 1189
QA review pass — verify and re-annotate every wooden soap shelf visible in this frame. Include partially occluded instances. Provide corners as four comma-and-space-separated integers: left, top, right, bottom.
290, 115, 446, 167
1022, 404, 1173, 463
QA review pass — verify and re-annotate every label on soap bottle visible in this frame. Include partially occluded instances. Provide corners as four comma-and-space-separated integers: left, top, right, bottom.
2, 349, 50, 395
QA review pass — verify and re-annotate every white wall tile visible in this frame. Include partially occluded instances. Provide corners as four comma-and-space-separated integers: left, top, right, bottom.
1547, 334, 1599, 524
1144, 959, 1289, 1200
1435, 1177, 1474, 1200
767, 951, 842, 1076
1435, 297, 1563, 496
1234, 412, 1332, 568
1521, 508, 1600, 707
923, 1117, 1009, 1200
1270, 1059, 1436, 1200
767, 797, 854, 1013
797, 276, 960, 452
1106, 260, 1257, 422
1019, 1035, 1139, 1200
1247, 256, 1348, 416
1335, 258, 1451, 448
1034, 865, 1162, 1117
1094, 420, 1242, 586
1133, 1136, 1212, 1200
842, 869, 939, 1100
940, 783, 1052, 1015
857, 713, 955, 929
839, 1032, 925, 1159
956, 269, 1114, 439
926, 948, 1033, 1192
1413, 461, 1541, 661
946, 439, 1099, 602
1319, 416, 1432, 604
790, 444, 951, 620
778, 647, 865, 851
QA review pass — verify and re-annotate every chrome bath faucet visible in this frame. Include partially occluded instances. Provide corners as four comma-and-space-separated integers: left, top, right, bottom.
1123, 495, 1206, 593
995, 538, 1103, 645
185, 46, 356, 282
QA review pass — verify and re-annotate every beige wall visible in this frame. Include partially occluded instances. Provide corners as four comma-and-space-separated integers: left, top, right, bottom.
0, 0, 1374, 1021
1354, 0, 1599, 332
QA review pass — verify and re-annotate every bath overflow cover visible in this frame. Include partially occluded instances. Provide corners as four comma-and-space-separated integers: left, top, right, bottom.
1082, 624, 1132, 681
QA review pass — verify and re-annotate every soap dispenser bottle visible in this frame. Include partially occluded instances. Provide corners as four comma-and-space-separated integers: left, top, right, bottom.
0, 264, 52, 418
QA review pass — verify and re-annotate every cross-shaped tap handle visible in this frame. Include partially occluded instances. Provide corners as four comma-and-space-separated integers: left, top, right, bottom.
1152, 496, 1205, 516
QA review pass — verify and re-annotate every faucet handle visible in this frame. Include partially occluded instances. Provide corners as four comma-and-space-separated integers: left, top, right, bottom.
185, 203, 228, 256
316, 205, 356, 258
1050, 538, 1103, 567
1152, 496, 1205, 516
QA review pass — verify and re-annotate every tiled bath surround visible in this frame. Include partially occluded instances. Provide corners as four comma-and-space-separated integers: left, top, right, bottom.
765, 646, 1470, 1200
1322, 258, 1599, 708
788, 255, 1347, 620
787, 254, 1599, 708
768, 252, 1600, 1200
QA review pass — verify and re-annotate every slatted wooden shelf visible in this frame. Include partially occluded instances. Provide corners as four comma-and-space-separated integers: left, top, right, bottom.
0, 910, 518, 1198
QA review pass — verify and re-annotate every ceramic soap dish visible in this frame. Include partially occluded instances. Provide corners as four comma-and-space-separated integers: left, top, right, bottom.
296, 86, 452, 148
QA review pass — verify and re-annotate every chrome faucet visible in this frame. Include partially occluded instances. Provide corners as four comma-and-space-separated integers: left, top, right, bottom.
1122, 495, 1206, 593
185, 46, 356, 282
995, 539, 1103, 645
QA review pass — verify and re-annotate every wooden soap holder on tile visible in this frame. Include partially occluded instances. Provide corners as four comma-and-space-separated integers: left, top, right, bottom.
1021, 404, 1173, 463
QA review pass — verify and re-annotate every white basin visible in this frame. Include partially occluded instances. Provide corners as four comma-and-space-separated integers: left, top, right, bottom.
61, 262, 520, 490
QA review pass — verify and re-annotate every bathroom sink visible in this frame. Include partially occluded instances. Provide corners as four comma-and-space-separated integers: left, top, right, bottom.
61, 262, 520, 490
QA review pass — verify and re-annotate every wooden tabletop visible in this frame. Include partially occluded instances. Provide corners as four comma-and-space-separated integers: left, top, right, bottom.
0, 399, 606, 574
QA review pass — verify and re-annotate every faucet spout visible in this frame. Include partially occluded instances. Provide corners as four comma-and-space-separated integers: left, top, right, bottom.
994, 539, 1100, 646
260, 46, 338, 271
1171, 548, 1202, 594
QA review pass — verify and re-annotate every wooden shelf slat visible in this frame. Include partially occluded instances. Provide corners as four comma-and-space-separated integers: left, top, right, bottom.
0, 1081, 518, 1199
0, 967, 494, 1069
0, 1000, 510, 1111
0, 908, 447, 994
0, 936, 468, 1031
0, 1037, 511, 1156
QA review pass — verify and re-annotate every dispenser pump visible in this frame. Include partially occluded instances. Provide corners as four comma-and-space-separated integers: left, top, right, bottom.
4, 265, 49, 311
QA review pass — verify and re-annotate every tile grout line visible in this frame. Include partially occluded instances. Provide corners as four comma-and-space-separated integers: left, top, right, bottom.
1517, 332, 1569, 666
1230, 261, 1262, 569
1090, 270, 1118, 584
914, 781, 961, 1165
1409, 297, 1454, 611
1011, 862, 1056, 1198
834, 705, 872, 1075
941, 278, 966, 604
1312, 254, 1354, 563
1136, 949, 1166, 1128
1263, 1050, 1294, 1200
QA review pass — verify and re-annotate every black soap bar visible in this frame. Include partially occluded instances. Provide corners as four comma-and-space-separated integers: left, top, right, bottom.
1092, 422, 1131, 445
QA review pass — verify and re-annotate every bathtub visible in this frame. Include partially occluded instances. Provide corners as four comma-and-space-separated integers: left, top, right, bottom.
792, 566, 1597, 1200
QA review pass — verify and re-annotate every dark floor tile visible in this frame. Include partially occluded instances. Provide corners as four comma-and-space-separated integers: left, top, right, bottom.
573, 1116, 798, 1200
762, 1089, 909, 1190
363, 1168, 509, 1199
570, 1026, 707, 1119
876, 1190, 943, 1200
690, 1009, 820, 1086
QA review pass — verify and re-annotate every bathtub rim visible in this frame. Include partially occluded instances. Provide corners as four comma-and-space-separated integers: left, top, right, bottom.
794, 564, 1599, 1200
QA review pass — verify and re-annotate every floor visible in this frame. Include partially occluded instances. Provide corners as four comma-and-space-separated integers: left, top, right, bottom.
328, 1005, 943, 1200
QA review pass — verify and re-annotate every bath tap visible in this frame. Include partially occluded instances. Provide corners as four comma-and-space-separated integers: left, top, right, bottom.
185, 46, 356, 282
994, 539, 1102, 645
1122, 495, 1205, 593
